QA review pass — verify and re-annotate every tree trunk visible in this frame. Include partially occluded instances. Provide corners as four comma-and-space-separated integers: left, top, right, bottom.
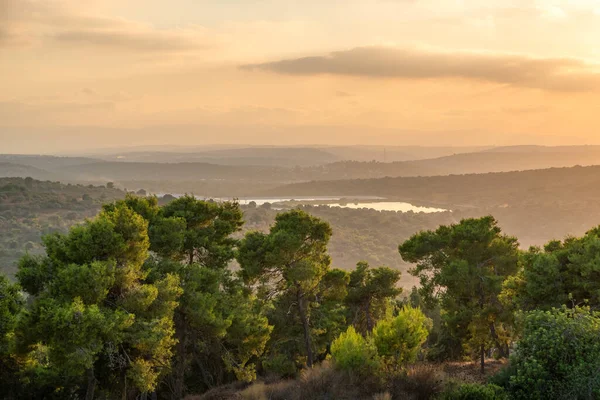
85, 367, 96, 400
489, 322, 508, 358
172, 314, 188, 400
122, 373, 127, 400
297, 288, 314, 368
480, 344, 485, 374
365, 300, 373, 333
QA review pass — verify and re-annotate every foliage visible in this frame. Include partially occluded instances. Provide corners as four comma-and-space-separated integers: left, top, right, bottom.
330, 326, 379, 373
400, 217, 519, 367
118, 195, 271, 399
506, 306, 600, 400
346, 261, 402, 334
372, 306, 431, 369
237, 209, 344, 369
9, 180, 600, 399
14, 202, 181, 398
0, 274, 23, 397
503, 227, 600, 312
0, 178, 124, 278
439, 383, 508, 400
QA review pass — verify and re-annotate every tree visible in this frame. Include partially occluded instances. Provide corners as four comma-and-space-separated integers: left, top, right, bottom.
330, 326, 379, 374
399, 216, 519, 372
346, 261, 402, 334
16, 203, 181, 399
237, 209, 342, 369
503, 227, 600, 312
125, 195, 269, 398
161, 195, 243, 266
506, 307, 600, 400
371, 306, 431, 370
0, 274, 23, 398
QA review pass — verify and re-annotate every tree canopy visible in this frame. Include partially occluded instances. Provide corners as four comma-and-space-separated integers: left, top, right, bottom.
399, 216, 520, 370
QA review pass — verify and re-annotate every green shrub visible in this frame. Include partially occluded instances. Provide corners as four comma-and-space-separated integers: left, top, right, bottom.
439, 383, 508, 400
372, 306, 431, 369
331, 326, 379, 373
505, 306, 600, 400
262, 353, 297, 378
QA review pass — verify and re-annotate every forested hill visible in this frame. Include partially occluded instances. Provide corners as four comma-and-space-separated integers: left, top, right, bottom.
0, 177, 456, 284
268, 164, 600, 209
4, 146, 600, 197
267, 165, 600, 247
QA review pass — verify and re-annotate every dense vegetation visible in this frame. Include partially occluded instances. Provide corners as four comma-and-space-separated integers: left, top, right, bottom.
0, 177, 466, 286
0, 178, 124, 277
3, 192, 600, 399
271, 164, 600, 246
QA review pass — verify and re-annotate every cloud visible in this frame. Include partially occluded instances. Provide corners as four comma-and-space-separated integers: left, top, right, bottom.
242, 46, 600, 91
53, 29, 202, 52
0, 0, 209, 52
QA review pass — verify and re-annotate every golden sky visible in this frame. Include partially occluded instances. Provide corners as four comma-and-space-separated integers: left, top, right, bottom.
2, 0, 600, 152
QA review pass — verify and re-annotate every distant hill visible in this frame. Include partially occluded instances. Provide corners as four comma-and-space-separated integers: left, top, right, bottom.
267, 164, 600, 209
0, 162, 57, 181
481, 145, 600, 154
405, 148, 600, 175
95, 147, 339, 166
0, 154, 101, 170
322, 145, 490, 162
266, 164, 600, 246
4, 145, 600, 196
79, 145, 489, 165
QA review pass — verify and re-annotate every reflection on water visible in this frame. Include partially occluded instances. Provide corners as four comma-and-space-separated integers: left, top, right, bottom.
160, 194, 447, 213
326, 201, 447, 213
236, 197, 351, 206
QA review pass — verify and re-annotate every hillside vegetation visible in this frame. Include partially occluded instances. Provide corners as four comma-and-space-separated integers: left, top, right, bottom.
2, 195, 600, 399
0, 178, 124, 276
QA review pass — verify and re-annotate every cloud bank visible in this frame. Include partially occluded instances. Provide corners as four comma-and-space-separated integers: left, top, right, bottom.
243, 47, 600, 91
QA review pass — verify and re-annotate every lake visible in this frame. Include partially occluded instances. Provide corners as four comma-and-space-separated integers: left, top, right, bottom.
232, 197, 447, 213
156, 194, 448, 213
325, 201, 447, 213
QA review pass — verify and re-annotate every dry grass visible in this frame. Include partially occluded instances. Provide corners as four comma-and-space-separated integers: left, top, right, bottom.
372, 392, 392, 400
388, 364, 446, 400
442, 359, 507, 384
187, 382, 245, 400
191, 359, 508, 400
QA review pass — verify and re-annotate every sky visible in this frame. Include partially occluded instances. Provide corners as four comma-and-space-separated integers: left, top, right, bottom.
2, 0, 600, 153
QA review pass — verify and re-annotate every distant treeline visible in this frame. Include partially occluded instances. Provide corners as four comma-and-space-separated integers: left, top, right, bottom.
5, 147, 600, 197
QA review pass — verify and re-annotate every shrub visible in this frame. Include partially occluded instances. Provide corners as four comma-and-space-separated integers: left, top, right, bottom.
389, 364, 445, 400
506, 306, 600, 400
331, 326, 379, 373
372, 306, 431, 369
240, 382, 268, 400
439, 383, 508, 400
262, 353, 297, 378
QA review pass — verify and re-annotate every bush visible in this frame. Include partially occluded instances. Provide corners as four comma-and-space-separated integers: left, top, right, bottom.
262, 353, 297, 378
389, 364, 445, 400
372, 306, 431, 369
439, 383, 508, 400
331, 326, 379, 373
506, 306, 600, 400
